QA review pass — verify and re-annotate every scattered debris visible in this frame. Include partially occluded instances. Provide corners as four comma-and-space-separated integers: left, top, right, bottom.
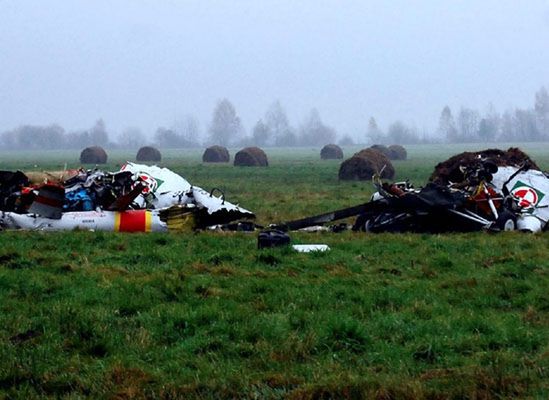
207, 221, 260, 232
25, 170, 80, 185
0, 162, 254, 232
298, 223, 350, 233
234, 147, 268, 167
320, 144, 344, 160
202, 145, 230, 163
292, 244, 330, 253
3, 147, 548, 238
28, 184, 65, 219
257, 229, 329, 253
258, 229, 291, 248
0, 171, 29, 211
279, 148, 549, 233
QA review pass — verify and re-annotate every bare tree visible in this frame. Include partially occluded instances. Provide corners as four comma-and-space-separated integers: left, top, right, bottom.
154, 127, 180, 148
457, 108, 480, 142
1, 130, 16, 148
66, 131, 91, 148
478, 118, 497, 142
387, 121, 419, 144
535, 86, 549, 137
208, 99, 243, 146
500, 110, 516, 141
264, 101, 297, 147
118, 127, 145, 149
367, 117, 384, 143
90, 119, 109, 146
1, 124, 66, 150
338, 134, 355, 145
252, 119, 271, 146
477, 104, 500, 142
174, 115, 201, 147
299, 108, 337, 146
438, 106, 458, 142
514, 109, 540, 141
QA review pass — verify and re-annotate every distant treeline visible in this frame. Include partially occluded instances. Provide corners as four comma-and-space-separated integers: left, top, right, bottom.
368, 86, 549, 144
1, 86, 548, 149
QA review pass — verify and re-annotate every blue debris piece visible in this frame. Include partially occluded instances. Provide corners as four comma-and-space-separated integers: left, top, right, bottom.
64, 188, 95, 211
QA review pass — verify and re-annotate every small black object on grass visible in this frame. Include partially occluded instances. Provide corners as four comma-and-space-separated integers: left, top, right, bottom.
257, 229, 291, 249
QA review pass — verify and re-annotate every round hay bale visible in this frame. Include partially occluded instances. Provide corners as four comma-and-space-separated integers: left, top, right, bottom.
320, 144, 344, 160
430, 147, 540, 185
136, 146, 161, 162
338, 156, 379, 181
388, 144, 407, 160
234, 147, 268, 167
339, 148, 395, 180
80, 146, 107, 164
369, 144, 391, 158
202, 145, 230, 163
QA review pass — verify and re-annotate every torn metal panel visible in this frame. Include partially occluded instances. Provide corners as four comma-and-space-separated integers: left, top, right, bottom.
491, 166, 549, 232
292, 244, 330, 253
120, 162, 192, 209
119, 162, 255, 225
28, 184, 65, 219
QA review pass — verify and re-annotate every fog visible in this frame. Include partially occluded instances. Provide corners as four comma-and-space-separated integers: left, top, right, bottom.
1, 0, 548, 145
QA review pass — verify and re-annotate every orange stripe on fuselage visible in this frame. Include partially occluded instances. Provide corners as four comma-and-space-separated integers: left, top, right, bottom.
117, 210, 150, 232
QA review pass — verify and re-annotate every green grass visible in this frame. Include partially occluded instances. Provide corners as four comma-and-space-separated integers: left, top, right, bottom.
0, 144, 548, 399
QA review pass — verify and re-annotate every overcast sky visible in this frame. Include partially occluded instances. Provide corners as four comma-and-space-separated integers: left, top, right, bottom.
1, 0, 548, 139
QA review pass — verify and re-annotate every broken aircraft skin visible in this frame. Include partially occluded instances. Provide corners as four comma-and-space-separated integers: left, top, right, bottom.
491, 166, 549, 232
275, 152, 549, 234
0, 162, 254, 232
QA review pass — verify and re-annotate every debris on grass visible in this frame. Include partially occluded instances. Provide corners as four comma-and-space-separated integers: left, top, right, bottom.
0, 162, 254, 232
276, 147, 549, 233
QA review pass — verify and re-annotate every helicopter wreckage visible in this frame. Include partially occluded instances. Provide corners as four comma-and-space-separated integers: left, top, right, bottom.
0, 162, 254, 232
1, 148, 548, 237
267, 148, 549, 239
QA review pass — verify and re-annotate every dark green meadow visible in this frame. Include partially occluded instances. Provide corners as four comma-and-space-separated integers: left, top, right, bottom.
0, 144, 548, 399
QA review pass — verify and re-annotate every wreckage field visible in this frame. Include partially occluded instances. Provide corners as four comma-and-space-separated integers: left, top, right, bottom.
0, 144, 548, 398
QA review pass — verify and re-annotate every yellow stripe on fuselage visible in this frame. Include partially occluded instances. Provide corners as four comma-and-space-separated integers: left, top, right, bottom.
114, 212, 121, 232
145, 211, 152, 232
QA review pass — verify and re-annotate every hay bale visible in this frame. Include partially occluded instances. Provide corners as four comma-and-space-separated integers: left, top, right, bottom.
369, 144, 391, 158
339, 148, 395, 180
320, 144, 344, 160
202, 145, 230, 163
338, 156, 379, 181
355, 149, 395, 179
234, 147, 268, 167
80, 146, 107, 164
430, 147, 540, 185
388, 144, 407, 160
136, 146, 162, 162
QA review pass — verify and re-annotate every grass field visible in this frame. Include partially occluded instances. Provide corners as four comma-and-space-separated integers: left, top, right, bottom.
0, 144, 548, 399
